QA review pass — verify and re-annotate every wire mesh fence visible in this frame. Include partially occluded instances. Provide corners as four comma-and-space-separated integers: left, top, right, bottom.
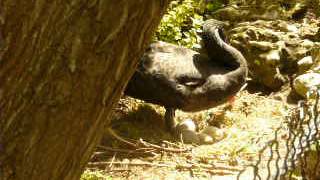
237, 88, 320, 180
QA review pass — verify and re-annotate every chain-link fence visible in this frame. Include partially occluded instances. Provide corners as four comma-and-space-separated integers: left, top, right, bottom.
237, 89, 320, 180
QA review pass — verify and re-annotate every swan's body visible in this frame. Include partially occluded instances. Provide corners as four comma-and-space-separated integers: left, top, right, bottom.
125, 19, 248, 131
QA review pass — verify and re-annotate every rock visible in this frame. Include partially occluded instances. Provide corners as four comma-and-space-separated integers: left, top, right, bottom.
175, 119, 196, 132
311, 49, 320, 72
249, 41, 275, 51
286, 24, 299, 33
301, 39, 315, 48
260, 50, 281, 66
206, 1, 320, 90
211, 5, 250, 22
227, 19, 320, 90
297, 56, 313, 74
200, 126, 226, 141
293, 73, 320, 98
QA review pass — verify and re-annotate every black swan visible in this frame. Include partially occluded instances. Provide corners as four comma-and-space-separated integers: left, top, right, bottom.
125, 19, 248, 133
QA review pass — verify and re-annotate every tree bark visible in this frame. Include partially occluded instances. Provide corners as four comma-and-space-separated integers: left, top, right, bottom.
0, 1, 170, 179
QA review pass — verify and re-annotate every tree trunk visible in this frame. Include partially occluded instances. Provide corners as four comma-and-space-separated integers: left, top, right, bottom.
0, 1, 170, 179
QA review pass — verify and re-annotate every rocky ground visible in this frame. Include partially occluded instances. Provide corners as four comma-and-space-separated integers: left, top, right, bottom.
211, 0, 320, 92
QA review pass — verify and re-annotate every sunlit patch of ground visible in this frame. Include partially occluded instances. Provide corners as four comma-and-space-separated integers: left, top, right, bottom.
84, 88, 296, 180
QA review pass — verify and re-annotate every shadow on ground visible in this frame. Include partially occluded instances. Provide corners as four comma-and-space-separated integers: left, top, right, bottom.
101, 104, 174, 149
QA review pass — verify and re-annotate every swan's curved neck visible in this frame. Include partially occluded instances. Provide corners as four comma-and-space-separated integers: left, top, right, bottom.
203, 28, 247, 68
202, 24, 248, 92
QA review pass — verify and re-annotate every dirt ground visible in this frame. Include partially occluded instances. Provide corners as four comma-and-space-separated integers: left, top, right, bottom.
83, 84, 301, 180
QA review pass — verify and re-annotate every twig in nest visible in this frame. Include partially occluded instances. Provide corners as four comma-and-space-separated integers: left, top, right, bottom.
138, 139, 190, 153
93, 151, 109, 155
109, 153, 117, 169
87, 161, 237, 175
88, 161, 172, 168
106, 128, 190, 154
86, 167, 132, 173
161, 140, 182, 148
186, 160, 242, 172
97, 146, 158, 157
104, 169, 132, 173
107, 128, 137, 147
98, 146, 147, 154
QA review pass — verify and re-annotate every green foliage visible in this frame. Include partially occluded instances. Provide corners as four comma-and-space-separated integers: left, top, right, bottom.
206, 0, 224, 12
155, 0, 225, 48
81, 170, 112, 180
155, 0, 204, 48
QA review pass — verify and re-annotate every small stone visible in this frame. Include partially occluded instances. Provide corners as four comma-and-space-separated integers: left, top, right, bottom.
286, 24, 298, 33
249, 41, 275, 51
301, 40, 314, 48
293, 73, 320, 98
260, 50, 281, 66
297, 56, 313, 74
